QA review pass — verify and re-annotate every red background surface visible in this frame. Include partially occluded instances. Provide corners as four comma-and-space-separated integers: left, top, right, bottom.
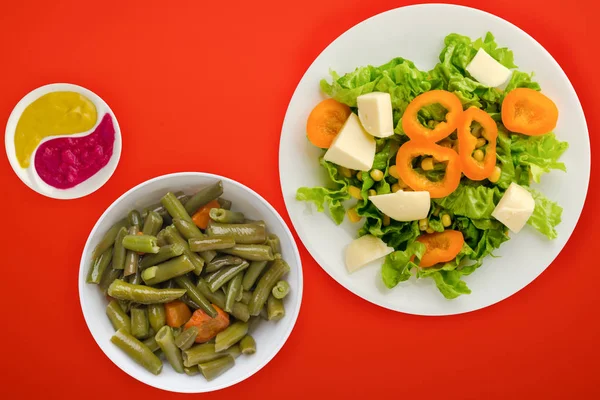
0, 1, 597, 398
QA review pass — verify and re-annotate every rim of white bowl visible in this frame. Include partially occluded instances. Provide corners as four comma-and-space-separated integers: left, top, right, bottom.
78, 172, 303, 392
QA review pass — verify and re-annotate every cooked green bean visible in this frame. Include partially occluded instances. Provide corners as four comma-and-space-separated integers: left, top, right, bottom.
106, 300, 131, 332
163, 225, 204, 275
239, 335, 256, 355
207, 262, 250, 293
225, 273, 243, 313
161, 192, 199, 232
205, 255, 244, 273
241, 260, 268, 291
184, 365, 200, 376
128, 268, 143, 285
267, 295, 285, 321
123, 234, 160, 254
184, 181, 224, 215
221, 244, 274, 262
108, 279, 186, 304
181, 294, 201, 310
99, 267, 122, 294
209, 208, 245, 224
215, 322, 248, 352
274, 253, 282, 259
240, 291, 252, 305
142, 211, 163, 237
143, 191, 188, 223
111, 328, 163, 375
148, 304, 166, 332
196, 279, 250, 322
175, 326, 199, 351
248, 259, 290, 315
272, 280, 290, 299
87, 246, 113, 284
131, 307, 150, 339
217, 198, 232, 210
174, 275, 217, 318
143, 336, 160, 353
188, 236, 235, 252
259, 307, 268, 320
92, 218, 128, 259
265, 233, 281, 254
207, 222, 266, 244
112, 227, 128, 270
183, 343, 241, 367
172, 326, 183, 338
140, 243, 185, 270
142, 255, 196, 286
172, 219, 217, 263
198, 355, 235, 381
118, 299, 131, 313
156, 228, 168, 247
124, 226, 140, 277
236, 284, 243, 302
155, 326, 184, 373
128, 210, 143, 228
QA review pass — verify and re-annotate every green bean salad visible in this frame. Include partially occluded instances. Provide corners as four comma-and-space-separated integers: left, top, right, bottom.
87, 180, 292, 379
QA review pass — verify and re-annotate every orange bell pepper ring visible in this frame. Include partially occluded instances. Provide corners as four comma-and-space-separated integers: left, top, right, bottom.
402, 90, 463, 142
395, 141, 461, 199
416, 230, 465, 268
501, 88, 558, 136
458, 107, 498, 181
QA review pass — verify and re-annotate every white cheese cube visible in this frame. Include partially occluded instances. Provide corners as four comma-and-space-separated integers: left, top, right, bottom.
357, 92, 394, 138
491, 182, 535, 233
323, 113, 375, 171
345, 235, 394, 273
466, 48, 513, 88
368, 191, 430, 222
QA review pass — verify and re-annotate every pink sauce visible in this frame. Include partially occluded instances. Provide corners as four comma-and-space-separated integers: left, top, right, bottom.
34, 113, 115, 189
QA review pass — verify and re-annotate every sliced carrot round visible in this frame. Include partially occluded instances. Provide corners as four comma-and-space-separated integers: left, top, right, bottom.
501, 88, 558, 136
306, 98, 352, 148
416, 230, 465, 268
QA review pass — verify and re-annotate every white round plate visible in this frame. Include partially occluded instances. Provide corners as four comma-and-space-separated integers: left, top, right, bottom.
5, 83, 122, 199
79, 173, 303, 392
279, 4, 589, 315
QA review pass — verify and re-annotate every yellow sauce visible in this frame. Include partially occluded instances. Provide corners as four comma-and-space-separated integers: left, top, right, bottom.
14, 91, 97, 168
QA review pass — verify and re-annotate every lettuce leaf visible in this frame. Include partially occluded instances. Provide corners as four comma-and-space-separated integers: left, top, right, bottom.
296, 158, 350, 225
381, 241, 426, 288
527, 189, 563, 239
433, 183, 501, 220
510, 133, 568, 183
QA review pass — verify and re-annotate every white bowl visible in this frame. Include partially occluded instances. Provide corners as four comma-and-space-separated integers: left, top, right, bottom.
78, 172, 303, 392
5, 83, 122, 199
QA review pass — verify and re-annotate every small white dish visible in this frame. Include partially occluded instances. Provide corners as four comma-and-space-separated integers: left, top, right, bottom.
79, 172, 303, 393
5, 83, 121, 199
279, 4, 590, 315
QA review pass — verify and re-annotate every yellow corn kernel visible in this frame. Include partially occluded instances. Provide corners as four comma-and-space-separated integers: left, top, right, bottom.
419, 218, 428, 231
421, 158, 434, 171
339, 167, 353, 178
370, 169, 384, 181
426, 227, 434, 234
347, 207, 361, 223
356, 171, 363, 182
488, 165, 502, 183
391, 183, 402, 193
368, 189, 377, 197
441, 213, 452, 227
471, 123, 482, 138
349, 186, 362, 200
383, 215, 391, 227
388, 165, 399, 179
439, 139, 453, 148
473, 149, 484, 162
476, 138, 487, 148
396, 178, 408, 189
